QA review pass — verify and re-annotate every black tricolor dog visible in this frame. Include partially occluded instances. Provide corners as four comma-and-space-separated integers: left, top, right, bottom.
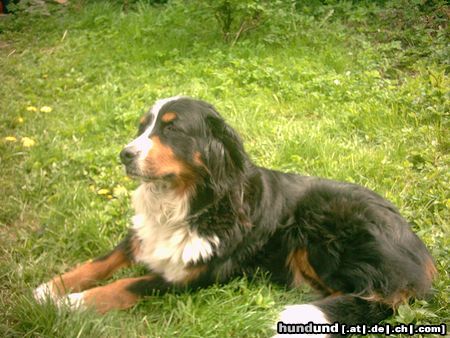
35, 97, 436, 337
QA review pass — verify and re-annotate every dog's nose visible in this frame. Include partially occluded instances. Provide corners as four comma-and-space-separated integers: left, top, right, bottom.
120, 147, 138, 165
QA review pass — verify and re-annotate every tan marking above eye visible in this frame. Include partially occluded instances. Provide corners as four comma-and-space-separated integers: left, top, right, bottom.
161, 112, 177, 123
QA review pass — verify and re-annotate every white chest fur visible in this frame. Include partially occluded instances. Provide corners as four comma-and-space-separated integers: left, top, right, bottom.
131, 183, 219, 283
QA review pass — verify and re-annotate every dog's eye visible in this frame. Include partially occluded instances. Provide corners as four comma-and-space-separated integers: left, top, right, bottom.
165, 123, 179, 133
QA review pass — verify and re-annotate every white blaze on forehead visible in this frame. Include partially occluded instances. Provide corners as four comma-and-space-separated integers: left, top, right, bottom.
125, 96, 182, 155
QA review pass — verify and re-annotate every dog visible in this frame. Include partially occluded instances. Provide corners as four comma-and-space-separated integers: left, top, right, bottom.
34, 96, 436, 337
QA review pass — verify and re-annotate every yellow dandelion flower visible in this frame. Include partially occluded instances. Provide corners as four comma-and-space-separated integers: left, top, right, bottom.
4, 136, 17, 142
97, 188, 110, 195
21, 137, 36, 147
40, 106, 53, 113
26, 106, 38, 112
113, 185, 128, 198
17, 117, 24, 124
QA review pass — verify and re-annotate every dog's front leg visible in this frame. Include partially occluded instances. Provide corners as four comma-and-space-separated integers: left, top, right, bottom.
34, 240, 132, 302
60, 264, 212, 313
63, 274, 172, 313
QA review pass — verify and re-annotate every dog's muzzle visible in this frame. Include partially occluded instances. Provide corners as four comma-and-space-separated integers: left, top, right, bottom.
120, 146, 139, 166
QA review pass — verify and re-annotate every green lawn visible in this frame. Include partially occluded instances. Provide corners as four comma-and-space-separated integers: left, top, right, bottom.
0, 1, 448, 337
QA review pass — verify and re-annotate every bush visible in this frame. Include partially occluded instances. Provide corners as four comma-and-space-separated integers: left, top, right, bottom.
190, 0, 299, 45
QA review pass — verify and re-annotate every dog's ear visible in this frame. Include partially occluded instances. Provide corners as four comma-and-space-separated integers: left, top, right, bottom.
203, 115, 247, 192
202, 114, 252, 228
206, 116, 246, 168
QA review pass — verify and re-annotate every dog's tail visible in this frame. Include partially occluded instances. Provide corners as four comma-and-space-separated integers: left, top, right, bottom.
274, 295, 394, 338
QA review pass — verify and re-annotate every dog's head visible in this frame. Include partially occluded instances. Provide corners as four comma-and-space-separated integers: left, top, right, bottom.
120, 97, 248, 194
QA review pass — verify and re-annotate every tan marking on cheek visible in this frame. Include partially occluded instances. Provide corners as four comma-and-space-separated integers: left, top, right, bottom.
287, 249, 335, 295
83, 276, 151, 313
145, 136, 188, 176
144, 136, 199, 193
161, 112, 177, 123
50, 250, 131, 296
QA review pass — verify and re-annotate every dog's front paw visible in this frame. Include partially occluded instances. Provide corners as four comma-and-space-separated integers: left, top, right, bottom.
56, 292, 86, 310
33, 282, 59, 303
34, 281, 86, 311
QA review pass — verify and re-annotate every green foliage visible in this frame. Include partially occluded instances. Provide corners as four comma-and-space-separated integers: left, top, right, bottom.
191, 0, 299, 45
6, 0, 67, 16
0, 0, 448, 336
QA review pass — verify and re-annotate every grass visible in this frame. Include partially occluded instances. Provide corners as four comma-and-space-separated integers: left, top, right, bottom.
0, 0, 448, 336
